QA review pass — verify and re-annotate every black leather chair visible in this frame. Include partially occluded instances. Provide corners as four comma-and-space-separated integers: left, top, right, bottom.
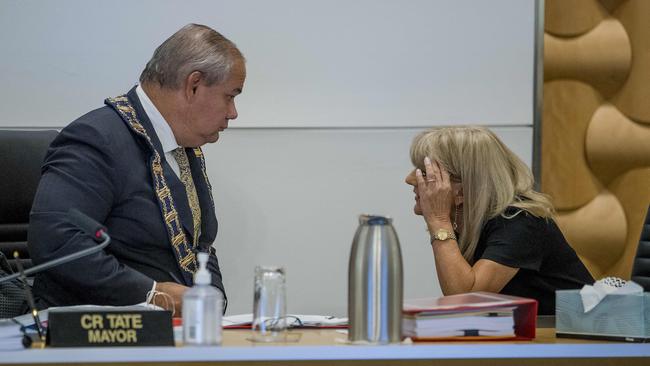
0, 130, 57, 318
631, 205, 650, 291
0, 130, 58, 272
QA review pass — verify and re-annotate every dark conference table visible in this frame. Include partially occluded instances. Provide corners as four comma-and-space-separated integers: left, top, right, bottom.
2, 327, 650, 366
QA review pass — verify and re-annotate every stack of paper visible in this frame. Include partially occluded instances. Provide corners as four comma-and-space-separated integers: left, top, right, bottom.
403, 292, 538, 340
0, 317, 28, 351
0, 322, 23, 350
403, 308, 515, 338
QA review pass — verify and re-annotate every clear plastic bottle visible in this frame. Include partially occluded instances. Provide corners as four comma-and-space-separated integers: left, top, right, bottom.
182, 252, 223, 346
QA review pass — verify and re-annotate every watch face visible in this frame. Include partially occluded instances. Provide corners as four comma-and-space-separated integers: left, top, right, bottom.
437, 230, 448, 240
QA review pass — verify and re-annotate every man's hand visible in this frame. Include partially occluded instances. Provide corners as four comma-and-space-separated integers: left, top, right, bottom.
154, 281, 189, 316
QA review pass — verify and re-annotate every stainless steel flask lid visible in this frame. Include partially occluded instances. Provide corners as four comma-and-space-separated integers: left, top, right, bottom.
359, 214, 393, 225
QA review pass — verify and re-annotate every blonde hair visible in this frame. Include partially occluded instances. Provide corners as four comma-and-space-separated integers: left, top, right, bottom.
410, 126, 554, 263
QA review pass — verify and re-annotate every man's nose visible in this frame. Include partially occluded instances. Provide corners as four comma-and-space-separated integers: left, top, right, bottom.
228, 103, 238, 120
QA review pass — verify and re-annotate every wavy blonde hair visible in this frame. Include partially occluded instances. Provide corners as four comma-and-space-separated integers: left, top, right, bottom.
410, 126, 554, 263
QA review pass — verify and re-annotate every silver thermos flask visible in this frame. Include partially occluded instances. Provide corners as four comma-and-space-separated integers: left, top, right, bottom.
348, 214, 403, 344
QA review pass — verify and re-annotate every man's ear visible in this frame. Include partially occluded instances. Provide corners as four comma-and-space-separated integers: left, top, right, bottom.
184, 71, 203, 100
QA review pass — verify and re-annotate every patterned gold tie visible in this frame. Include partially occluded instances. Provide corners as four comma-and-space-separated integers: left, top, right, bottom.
172, 147, 201, 246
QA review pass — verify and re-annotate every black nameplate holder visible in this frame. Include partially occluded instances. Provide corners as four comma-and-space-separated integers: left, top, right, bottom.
46, 307, 174, 347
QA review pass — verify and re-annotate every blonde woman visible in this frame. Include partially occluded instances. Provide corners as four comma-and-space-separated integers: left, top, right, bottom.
405, 126, 593, 315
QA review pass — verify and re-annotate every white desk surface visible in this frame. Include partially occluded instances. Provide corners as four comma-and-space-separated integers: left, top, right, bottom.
2, 329, 650, 365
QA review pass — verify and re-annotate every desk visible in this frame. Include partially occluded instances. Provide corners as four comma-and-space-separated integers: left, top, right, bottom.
2, 328, 650, 366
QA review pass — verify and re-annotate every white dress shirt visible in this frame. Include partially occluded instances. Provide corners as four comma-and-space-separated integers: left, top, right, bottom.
135, 85, 181, 177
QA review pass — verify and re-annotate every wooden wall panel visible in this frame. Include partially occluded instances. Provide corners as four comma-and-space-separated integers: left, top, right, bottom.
586, 104, 650, 184
607, 168, 650, 277
544, 19, 631, 98
545, 0, 606, 37
611, 0, 650, 123
542, 81, 602, 210
542, 0, 650, 279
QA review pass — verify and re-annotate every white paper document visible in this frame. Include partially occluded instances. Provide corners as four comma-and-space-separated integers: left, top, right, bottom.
223, 314, 348, 327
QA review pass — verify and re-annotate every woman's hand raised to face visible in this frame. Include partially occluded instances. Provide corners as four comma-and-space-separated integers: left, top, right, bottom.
415, 157, 455, 231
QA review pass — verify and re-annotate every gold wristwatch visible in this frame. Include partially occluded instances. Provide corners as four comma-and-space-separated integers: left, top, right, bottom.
431, 228, 457, 243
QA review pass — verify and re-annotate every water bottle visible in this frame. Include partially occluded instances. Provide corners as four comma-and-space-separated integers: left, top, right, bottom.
348, 214, 403, 344
182, 252, 223, 346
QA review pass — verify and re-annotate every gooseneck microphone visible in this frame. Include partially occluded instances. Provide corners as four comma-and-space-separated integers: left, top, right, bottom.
0, 209, 111, 284
66, 208, 108, 243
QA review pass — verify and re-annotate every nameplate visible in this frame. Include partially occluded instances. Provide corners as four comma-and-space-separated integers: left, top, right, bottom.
47, 308, 174, 347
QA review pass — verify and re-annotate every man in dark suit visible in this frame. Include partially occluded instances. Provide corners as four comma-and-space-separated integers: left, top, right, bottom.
28, 24, 246, 315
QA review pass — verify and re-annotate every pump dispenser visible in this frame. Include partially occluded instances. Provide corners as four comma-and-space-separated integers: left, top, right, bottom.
194, 252, 211, 286
182, 252, 223, 345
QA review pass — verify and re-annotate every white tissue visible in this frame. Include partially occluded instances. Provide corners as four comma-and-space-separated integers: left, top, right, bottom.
579, 277, 643, 313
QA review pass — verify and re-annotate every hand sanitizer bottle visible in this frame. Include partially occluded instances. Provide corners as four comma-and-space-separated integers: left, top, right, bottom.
182, 252, 223, 345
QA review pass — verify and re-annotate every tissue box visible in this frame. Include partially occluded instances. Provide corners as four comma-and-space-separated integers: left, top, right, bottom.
556, 290, 650, 342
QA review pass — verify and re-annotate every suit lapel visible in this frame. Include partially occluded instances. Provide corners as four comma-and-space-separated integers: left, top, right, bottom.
125, 88, 198, 248
110, 88, 196, 285
114, 88, 219, 281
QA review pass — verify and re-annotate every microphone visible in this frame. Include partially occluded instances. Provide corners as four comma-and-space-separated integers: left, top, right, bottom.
0, 209, 111, 284
67, 208, 108, 243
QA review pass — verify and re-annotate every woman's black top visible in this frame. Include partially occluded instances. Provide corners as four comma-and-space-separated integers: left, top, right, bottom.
472, 207, 594, 315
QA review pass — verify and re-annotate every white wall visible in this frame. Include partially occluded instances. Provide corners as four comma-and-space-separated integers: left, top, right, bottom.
208, 127, 532, 316
0, 0, 536, 316
0, 0, 534, 128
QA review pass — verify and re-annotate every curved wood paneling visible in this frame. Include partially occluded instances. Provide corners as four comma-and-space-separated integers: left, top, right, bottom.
556, 191, 627, 279
544, 18, 631, 98
586, 104, 650, 185
545, 0, 606, 37
611, 0, 650, 124
607, 168, 650, 278
542, 81, 602, 210
599, 0, 627, 13
543, 0, 650, 279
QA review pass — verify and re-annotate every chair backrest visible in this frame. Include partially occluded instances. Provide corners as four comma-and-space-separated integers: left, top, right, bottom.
0, 129, 58, 272
631, 206, 650, 291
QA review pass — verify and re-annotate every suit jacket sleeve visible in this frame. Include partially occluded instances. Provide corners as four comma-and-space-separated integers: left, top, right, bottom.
28, 120, 154, 305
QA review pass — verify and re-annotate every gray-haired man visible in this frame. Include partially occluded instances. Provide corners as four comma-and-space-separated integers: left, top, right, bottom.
29, 24, 245, 315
